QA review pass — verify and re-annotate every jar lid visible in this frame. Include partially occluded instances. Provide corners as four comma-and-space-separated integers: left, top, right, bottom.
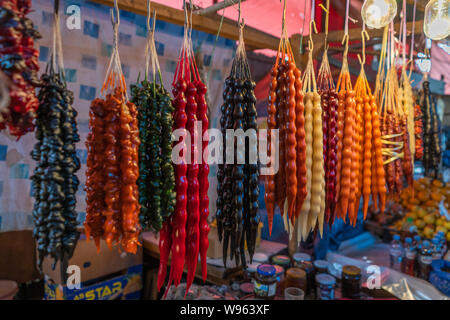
247, 263, 260, 273
273, 265, 284, 276
272, 255, 291, 266
286, 267, 306, 279
313, 260, 330, 270
342, 265, 361, 276
253, 253, 269, 263
315, 273, 336, 286
257, 264, 276, 277
240, 282, 254, 294
293, 252, 312, 263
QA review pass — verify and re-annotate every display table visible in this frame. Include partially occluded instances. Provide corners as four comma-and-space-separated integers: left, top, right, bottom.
141, 232, 287, 299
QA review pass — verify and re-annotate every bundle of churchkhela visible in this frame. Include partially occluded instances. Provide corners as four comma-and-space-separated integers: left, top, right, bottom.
317, 11, 338, 227
375, 24, 409, 197
420, 77, 441, 178
265, 0, 307, 241
398, 0, 414, 193
0, 0, 41, 138
84, 4, 141, 254
130, 8, 175, 233
298, 24, 325, 240
352, 31, 386, 221
30, 5, 80, 269
335, 33, 358, 224
216, 23, 259, 269
158, 5, 210, 296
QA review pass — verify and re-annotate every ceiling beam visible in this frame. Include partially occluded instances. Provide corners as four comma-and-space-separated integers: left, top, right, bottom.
195, 0, 247, 16
90, 0, 279, 51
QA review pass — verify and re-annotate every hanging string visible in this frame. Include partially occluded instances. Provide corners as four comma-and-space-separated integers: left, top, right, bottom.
299, 0, 308, 54
344, 0, 349, 36
402, 0, 407, 65
409, 0, 417, 75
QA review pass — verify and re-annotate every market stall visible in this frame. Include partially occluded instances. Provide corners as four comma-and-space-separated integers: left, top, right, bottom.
0, 0, 449, 301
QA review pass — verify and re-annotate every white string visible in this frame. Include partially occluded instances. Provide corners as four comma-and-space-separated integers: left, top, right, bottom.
344, 0, 349, 35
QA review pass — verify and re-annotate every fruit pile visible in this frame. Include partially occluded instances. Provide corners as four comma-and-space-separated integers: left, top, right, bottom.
393, 177, 450, 242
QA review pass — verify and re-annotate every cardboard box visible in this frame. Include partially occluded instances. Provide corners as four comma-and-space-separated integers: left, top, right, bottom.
42, 235, 143, 300
42, 234, 142, 284
44, 265, 142, 300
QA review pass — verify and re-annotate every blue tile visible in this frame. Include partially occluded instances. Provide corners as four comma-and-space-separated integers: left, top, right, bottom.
121, 64, 130, 79
42, 11, 53, 26
9, 164, 29, 179
155, 41, 165, 56
212, 69, 222, 81
0, 181, 3, 197
81, 55, 97, 70
76, 149, 87, 164
136, 23, 147, 37
83, 20, 99, 38
119, 32, 132, 46
0, 216, 2, 230
77, 119, 89, 133
165, 60, 177, 73
39, 46, 49, 62
203, 55, 212, 67
121, 11, 136, 22
27, 214, 33, 226
64, 68, 77, 82
101, 43, 113, 57
155, 20, 167, 31
0, 145, 7, 161
79, 85, 96, 101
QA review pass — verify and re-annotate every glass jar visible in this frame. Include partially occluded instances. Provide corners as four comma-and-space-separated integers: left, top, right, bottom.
295, 260, 315, 296
272, 255, 291, 270
292, 252, 312, 267
253, 253, 269, 264
273, 265, 285, 295
341, 265, 362, 299
315, 273, 336, 300
313, 260, 330, 275
284, 268, 307, 294
253, 264, 277, 299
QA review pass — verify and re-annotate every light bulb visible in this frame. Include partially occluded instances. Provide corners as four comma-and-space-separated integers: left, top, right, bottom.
361, 0, 397, 29
424, 0, 450, 40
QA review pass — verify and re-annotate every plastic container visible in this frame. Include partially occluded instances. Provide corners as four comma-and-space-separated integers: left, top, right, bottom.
431, 238, 442, 260
402, 237, 416, 276
429, 260, 450, 297
315, 273, 336, 300
341, 265, 362, 299
418, 240, 434, 280
253, 264, 277, 299
389, 234, 404, 271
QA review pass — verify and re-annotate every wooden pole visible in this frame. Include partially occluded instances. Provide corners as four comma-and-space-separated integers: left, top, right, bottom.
90, 0, 280, 51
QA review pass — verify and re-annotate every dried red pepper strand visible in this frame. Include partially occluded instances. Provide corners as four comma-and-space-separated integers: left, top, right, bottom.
195, 80, 210, 282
